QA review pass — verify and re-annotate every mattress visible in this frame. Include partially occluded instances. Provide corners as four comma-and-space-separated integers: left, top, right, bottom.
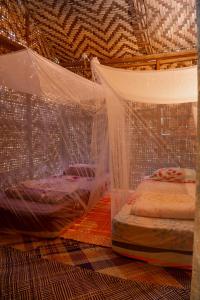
1, 175, 108, 238
0, 192, 86, 238
5, 176, 94, 206
112, 180, 195, 268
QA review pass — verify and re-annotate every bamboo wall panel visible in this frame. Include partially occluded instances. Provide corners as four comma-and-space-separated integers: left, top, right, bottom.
125, 101, 196, 188
0, 0, 197, 77
0, 88, 93, 189
0, 0, 55, 59
26, 0, 197, 62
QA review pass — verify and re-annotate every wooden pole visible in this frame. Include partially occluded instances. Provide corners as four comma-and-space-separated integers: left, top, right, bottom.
156, 60, 160, 70
0, 34, 25, 51
190, 1, 200, 299
102, 49, 197, 65
24, 0, 30, 47
23, 0, 34, 178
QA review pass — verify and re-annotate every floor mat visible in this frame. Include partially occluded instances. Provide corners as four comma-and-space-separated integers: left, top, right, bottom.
0, 246, 190, 300
27, 238, 191, 290
0, 195, 192, 297
60, 195, 111, 247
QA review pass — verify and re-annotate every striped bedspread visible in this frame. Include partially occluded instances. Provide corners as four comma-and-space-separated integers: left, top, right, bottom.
112, 180, 195, 269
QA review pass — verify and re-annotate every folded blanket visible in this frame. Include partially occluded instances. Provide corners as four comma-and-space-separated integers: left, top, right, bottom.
131, 191, 195, 220
135, 180, 195, 197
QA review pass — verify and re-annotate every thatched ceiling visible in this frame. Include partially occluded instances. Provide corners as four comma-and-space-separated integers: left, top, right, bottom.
1, 0, 197, 67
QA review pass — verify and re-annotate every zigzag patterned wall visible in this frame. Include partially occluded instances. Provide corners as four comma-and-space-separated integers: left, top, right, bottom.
27, 0, 143, 64
27, 0, 197, 63
0, 0, 197, 77
0, 1, 26, 46
0, 0, 55, 59
145, 0, 196, 53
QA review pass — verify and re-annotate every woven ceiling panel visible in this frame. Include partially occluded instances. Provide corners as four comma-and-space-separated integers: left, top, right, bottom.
145, 0, 196, 53
26, 0, 142, 63
0, 0, 197, 76
0, 0, 55, 59
25, 0, 196, 63
0, 1, 26, 44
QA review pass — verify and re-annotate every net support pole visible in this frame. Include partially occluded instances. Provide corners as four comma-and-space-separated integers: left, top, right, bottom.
26, 96, 34, 179
190, 1, 200, 299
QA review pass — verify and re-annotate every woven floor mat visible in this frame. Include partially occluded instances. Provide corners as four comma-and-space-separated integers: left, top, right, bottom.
60, 195, 111, 247
0, 246, 190, 300
26, 237, 192, 290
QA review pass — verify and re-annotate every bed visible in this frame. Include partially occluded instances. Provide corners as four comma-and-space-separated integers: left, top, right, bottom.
112, 179, 195, 268
0, 170, 109, 238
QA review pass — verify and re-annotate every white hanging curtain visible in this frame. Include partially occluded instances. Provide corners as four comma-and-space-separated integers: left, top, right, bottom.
92, 58, 197, 218
92, 58, 197, 104
0, 50, 108, 240
0, 49, 103, 104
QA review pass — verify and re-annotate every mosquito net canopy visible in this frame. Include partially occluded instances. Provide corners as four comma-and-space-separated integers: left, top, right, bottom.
0, 49, 108, 240
92, 58, 197, 104
92, 58, 197, 215
0, 49, 103, 104
92, 58, 197, 268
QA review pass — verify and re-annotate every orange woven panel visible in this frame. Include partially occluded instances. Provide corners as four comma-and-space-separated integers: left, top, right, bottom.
60, 195, 111, 247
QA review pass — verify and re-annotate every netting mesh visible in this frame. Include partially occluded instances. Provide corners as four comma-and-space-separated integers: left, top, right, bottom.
0, 87, 96, 187
125, 101, 196, 189
92, 60, 197, 219
0, 49, 197, 250
0, 83, 109, 239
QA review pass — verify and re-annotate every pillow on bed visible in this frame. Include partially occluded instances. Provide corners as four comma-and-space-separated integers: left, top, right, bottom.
149, 168, 196, 183
64, 164, 96, 177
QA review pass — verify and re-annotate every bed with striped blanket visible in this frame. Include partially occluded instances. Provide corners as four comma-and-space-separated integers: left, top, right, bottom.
112, 180, 195, 268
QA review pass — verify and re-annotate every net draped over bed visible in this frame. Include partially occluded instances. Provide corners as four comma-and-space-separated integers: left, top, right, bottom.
91, 59, 197, 269
91, 59, 197, 217
0, 49, 108, 239
0, 49, 198, 246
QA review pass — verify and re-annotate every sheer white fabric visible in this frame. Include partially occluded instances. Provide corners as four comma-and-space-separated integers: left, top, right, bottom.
0, 50, 107, 240
0, 49, 103, 104
92, 58, 197, 104
92, 59, 197, 218
0, 49, 197, 243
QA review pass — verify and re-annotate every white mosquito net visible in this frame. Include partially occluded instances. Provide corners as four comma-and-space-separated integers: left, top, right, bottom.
92, 59, 197, 218
0, 48, 197, 255
0, 49, 108, 240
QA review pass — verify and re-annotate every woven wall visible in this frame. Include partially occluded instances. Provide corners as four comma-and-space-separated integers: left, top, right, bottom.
0, 1, 197, 189
0, 0, 197, 77
0, 0, 55, 59
0, 86, 196, 189
126, 101, 197, 187
0, 87, 93, 189
0, 1, 26, 46
26, 0, 196, 61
